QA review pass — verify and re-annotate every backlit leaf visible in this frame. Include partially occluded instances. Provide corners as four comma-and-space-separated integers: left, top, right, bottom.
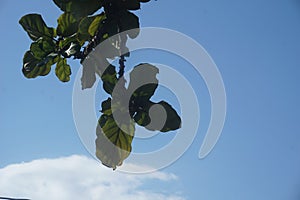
55, 57, 71, 82
96, 114, 135, 170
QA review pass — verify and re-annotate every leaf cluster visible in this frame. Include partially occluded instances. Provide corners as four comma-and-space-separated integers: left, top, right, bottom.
19, 0, 182, 170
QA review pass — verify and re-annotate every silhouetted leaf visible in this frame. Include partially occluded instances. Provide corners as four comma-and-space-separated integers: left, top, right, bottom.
133, 101, 181, 132
55, 57, 71, 82
119, 11, 139, 39
19, 14, 55, 41
53, 0, 103, 18
118, 0, 140, 10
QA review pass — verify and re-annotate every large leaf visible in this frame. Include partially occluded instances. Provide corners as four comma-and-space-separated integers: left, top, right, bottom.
53, 0, 103, 18
119, 11, 139, 39
96, 114, 135, 170
55, 57, 71, 82
134, 101, 181, 132
128, 63, 159, 102
22, 51, 57, 79
19, 14, 55, 41
57, 12, 79, 37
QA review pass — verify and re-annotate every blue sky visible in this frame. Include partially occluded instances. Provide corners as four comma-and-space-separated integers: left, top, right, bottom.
1, 0, 300, 199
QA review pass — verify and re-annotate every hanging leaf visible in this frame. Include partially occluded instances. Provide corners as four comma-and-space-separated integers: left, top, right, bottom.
133, 101, 181, 132
53, 0, 103, 18
96, 114, 135, 170
88, 13, 106, 37
19, 14, 55, 41
57, 12, 79, 37
101, 65, 118, 95
55, 57, 71, 82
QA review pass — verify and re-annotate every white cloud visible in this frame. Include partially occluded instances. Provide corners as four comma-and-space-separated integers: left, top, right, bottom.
0, 155, 185, 200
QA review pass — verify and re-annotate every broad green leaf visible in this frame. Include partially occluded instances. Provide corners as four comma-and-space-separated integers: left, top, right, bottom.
19, 14, 55, 41
96, 114, 135, 170
57, 13, 79, 37
133, 101, 181, 132
22, 51, 57, 79
128, 63, 159, 102
119, 11, 140, 39
88, 13, 106, 37
53, 0, 103, 18
30, 38, 56, 60
101, 64, 117, 94
77, 16, 97, 42
55, 57, 71, 82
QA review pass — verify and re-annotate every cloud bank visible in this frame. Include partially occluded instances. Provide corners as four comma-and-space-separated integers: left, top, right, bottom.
0, 155, 185, 200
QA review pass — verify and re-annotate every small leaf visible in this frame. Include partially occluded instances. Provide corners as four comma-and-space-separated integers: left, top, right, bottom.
19, 14, 55, 41
96, 114, 135, 170
57, 12, 79, 37
101, 64, 118, 94
101, 98, 112, 115
119, 11, 140, 39
88, 13, 106, 37
155, 101, 181, 132
53, 0, 103, 18
55, 57, 71, 82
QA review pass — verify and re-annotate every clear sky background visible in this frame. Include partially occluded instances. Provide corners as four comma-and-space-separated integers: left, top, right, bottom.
1, 0, 300, 200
